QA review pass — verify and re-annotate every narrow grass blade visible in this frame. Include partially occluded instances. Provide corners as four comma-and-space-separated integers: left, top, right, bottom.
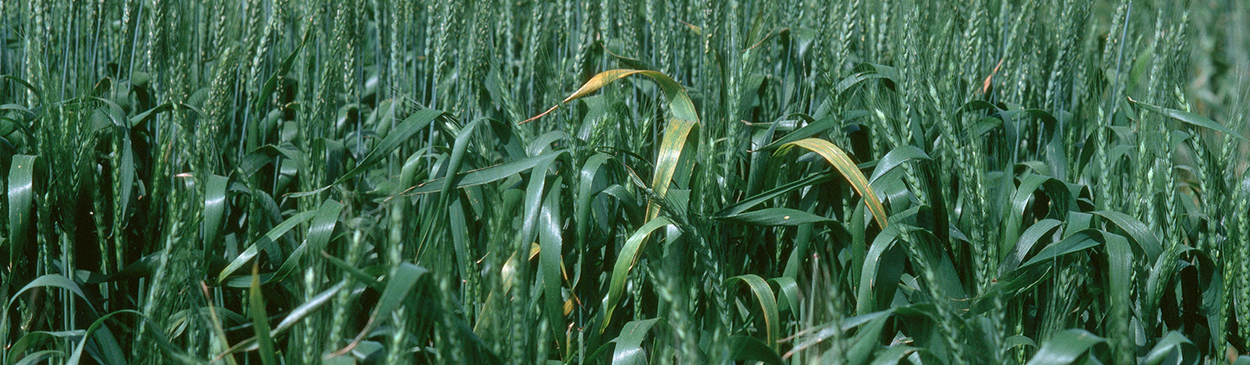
1142, 331, 1199, 365
14, 349, 62, 365
601, 217, 673, 332
517, 155, 557, 266
8, 331, 77, 364
785, 310, 894, 359
253, 27, 310, 110
249, 263, 277, 365
716, 173, 834, 218
1129, 97, 1248, 142
6, 155, 36, 265
1003, 219, 1063, 273
217, 210, 316, 283
1025, 329, 1110, 365
856, 224, 909, 314
611, 318, 660, 365
203, 175, 229, 251
539, 177, 567, 348
6, 275, 94, 317
1003, 174, 1053, 259
778, 138, 888, 228
524, 69, 699, 220
756, 114, 837, 151
1091, 210, 1162, 262
406, 151, 562, 195
276, 281, 347, 335
768, 276, 800, 314
720, 207, 834, 226
1019, 229, 1104, 270
727, 274, 781, 349
117, 138, 135, 221
270, 199, 344, 282
128, 102, 175, 128
67, 310, 204, 364
726, 335, 784, 365
295, 108, 447, 197
332, 263, 429, 357
441, 117, 487, 196
1, 75, 41, 96
843, 310, 891, 364
867, 145, 931, 184
575, 153, 613, 243
869, 346, 919, 365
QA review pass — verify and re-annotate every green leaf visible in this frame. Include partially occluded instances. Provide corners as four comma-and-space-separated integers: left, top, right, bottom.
1, 75, 41, 98
727, 274, 781, 350
441, 117, 488, 197
1018, 229, 1103, 269
1002, 219, 1063, 273
203, 175, 229, 257
777, 138, 888, 228
8, 331, 75, 365
1129, 97, 1247, 142
844, 310, 891, 364
6, 275, 94, 315
727, 336, 784, 365
721, 207, 834, 226
611, 318, 660, 365
217, 209, 316, 283
67, 310, 204, 365
757, 114, 838, 151
539, 176, 567, 349
14, 350, 62, 365
869, 346, 918, 365
1005, 335, 1038, 350
716, 172, 834, 218
867, 145, 931, 184
575, 153, 613, 244
786, 309, 893, 359
407, 151, 562, 195
253, 26, 310, 111
275, 280, 346, 334
1025, 329, 1110, 365
856, 224, 908, 314
332, 263, 430, 357
1142, 331, 1199, 365
1091, 210, 1162, 263
269, 199, 344, 282
6, 155, 36, 266
529, 69, 700, 221
768, 276, 800, 314
601, 217, 673, 332
295, 108, 448, 197
249, 263, 277, 365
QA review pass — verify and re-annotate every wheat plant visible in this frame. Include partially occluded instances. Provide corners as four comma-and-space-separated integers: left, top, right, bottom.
1, 0, 1248, 364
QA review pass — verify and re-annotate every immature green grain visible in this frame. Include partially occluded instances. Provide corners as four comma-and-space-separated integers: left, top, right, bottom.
521, 1, 543, 113
1096, 0, 1130, 211
1044, 0, 1078, 111
896, 6, 928, 208
138, 180, 192, 363
22, 0, 47, 105
1238, 185, 1250, 350
1164, 12, 1190, 251
329, 227, 365, 350
299, 267, 321, 363
430, 1, 457, 110
647, 0, 670, 75
903, 231, 966, 363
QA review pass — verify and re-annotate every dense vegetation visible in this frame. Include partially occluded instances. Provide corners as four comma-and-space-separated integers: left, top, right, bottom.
2, 0, 1249, 363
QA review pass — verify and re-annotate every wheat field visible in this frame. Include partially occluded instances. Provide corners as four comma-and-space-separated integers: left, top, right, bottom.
2, 0, 1249, 364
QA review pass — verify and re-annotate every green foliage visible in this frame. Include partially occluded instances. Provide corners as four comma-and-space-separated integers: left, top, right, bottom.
1, 0, 1248, 364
